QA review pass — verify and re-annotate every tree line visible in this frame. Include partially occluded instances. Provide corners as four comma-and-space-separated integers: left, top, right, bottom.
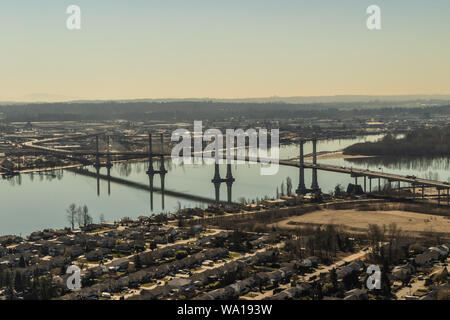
344, 126, 450, 156
1, 101, 449, 122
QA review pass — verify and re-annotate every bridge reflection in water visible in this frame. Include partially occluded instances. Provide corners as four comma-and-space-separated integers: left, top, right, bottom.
71, 132, 236, 213
70, 165, 232, 210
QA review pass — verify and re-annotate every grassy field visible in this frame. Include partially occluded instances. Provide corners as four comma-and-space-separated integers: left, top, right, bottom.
271, 208, 450, 235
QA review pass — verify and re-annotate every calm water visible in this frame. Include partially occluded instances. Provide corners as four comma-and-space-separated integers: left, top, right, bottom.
1, 134, 449, 237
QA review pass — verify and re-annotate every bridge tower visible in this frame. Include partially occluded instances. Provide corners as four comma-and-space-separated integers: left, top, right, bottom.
211, 152, 235, 204
105, 135, 112, 196
310, 138, 321, 193
296, 140, 307, 195
94, 135, 101, 170
146, 132, 167, 175
212, 162, 222, 202
225, 159, 235, 204
106, 135, 112, 169
146, 132, 167, 211
159, 133, 167, 174
146, 132, 154, 175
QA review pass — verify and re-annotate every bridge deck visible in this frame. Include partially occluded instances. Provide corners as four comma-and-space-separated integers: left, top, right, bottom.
278, 160, 450, 189
18, 133, 450, 191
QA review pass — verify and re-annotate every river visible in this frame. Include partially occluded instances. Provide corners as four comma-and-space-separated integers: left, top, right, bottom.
1, 134, 449, 236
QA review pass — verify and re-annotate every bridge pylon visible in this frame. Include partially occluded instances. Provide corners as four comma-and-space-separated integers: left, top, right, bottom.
211, 157, 234, 204
296, 140, 307, 195
310, 138, 321, 193
105, 135, 112, 169
146, 132, 167, 176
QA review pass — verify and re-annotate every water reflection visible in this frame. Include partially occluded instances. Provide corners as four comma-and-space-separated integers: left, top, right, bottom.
148, 173, 167, 212
116, 160, 174, 178
346, 156, 450, 182
4, 169, 66, 186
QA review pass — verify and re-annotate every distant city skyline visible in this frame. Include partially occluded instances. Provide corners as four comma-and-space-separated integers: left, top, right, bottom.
2, 0, 450, 101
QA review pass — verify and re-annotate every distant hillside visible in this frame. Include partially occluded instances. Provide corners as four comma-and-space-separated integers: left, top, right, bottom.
3, 94, 450, 105
344, 126, 450, 157
0, 101, 449, 122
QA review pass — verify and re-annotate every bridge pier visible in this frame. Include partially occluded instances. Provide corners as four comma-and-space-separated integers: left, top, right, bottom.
225, 160, 235, 204
226, 181, 233, 204
296, 140, 307, 195
364, 176, 367, 193
214, 182, 221, 202
211, 155, 234, 204
310, 138, 320, 193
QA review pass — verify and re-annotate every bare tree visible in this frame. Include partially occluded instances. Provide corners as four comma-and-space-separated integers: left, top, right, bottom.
66, 203, 77, 230
77, 204, 93, 228
368, 224, 386, 256
286, 177, 293, 196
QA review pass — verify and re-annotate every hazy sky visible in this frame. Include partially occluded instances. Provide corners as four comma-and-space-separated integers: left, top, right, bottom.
1, 0, 450, 101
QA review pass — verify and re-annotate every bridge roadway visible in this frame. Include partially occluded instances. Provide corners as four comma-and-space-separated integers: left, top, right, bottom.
68, 168, 230, 205
18, 134, 450, 190
277, 159, 450, 190
20, 134, 164, 157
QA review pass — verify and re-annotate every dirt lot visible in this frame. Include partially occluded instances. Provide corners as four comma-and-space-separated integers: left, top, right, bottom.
272, 209, 450, 235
